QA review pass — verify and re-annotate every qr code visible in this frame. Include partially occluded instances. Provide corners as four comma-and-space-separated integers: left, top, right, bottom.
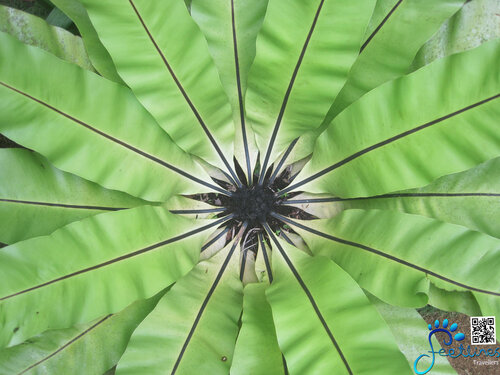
471, 316, 496, 345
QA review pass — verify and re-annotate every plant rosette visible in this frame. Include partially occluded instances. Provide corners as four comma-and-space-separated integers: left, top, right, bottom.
0, 0, 499, 374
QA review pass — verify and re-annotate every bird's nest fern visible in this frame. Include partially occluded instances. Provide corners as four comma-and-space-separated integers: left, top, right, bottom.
0, 0, 499, 374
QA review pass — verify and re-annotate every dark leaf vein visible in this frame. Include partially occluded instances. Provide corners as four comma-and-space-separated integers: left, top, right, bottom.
281, 93, 500, 195
360, 0, 404, 53
18, 315, 112, 375
0, 81, 228, 195
264, 223, 352, 375
0, 216, 231, 301
128, 0, 240, 187
231, 0, 252, 185
258, 0, 325, 185
282, 192, 500, 205
0, 198, 125, 211
274, 213, 500, 297
171, 228, 245, 374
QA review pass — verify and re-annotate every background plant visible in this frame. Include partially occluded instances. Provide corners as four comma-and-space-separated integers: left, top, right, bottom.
0, 0, 499, 374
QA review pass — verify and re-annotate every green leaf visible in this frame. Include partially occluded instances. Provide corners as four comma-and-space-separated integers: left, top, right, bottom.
0, 1, 497, 373
0, 5, 93, 71
245, 0, 376, 171
427, 283, 481, 317
325, 0, 465, 120
116, 240, 243, 375
165, 195, 225, 220
367, 293, 458, 375
265, 236, 411, 375
46, 7, 73, 29
293, 40, 500, 198
0, 294, 161, 375
411, 0, 500, 70
0, 31, 214, 203
0, 205, 218, 347
279, 192, 343, 219
199, 227, 230, 260
49, 0, 124, 83
230, 283, 285, 375
254, 233, 272, 284
1, 0, 52, 18
287, 209, 500, 311
0, 148, 146, 244
339, 157, 500, 239
190, 0, 269, 183
79, 0, 235, 171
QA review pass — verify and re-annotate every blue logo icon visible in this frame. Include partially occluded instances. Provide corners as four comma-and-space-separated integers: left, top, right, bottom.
414, 319, 465, 374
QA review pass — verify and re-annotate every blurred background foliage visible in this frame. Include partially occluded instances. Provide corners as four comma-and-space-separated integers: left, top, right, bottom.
0, 0, 76, 31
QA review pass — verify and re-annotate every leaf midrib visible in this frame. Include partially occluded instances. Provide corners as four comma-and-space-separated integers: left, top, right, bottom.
17, 315, 112, 375
127, 0, 240, 186
0, 80, 228, 195
282, 192, 500, 205
275, 214, 500, 297
171, 235, 242, 374
258, 0, 326, 185
281, 93, 500, 195
360, 0, 404, 53
0, 217, 229, 302
265, 224, 353, 375
0, 198, 125, 211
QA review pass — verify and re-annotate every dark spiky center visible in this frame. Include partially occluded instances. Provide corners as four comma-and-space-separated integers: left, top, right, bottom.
228, 185, 276, 225
187, 157, 317, 264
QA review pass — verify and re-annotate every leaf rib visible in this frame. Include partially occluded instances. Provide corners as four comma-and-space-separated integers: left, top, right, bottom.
171, 226, 245, 374
258, 0, 325, 185
282, 192, 500, 205
239, 248, 247, 281
279, 230, 294, 246
280, 93, 500, 195
360, 0, 404, 53
282, 354, 289, 375
231, 0, 252, 185
0, 198, 125, 211
0, 216, 232, 302
263, 223, 353, 375
258, 232, 273, 283
127, 0, 241, 188
0, 81, 229, 196
273, 213, 500, 297
201, 227, 231, 253
268, 138, 298, 185
169, 207, 227, 215
17, 315, 113, 375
